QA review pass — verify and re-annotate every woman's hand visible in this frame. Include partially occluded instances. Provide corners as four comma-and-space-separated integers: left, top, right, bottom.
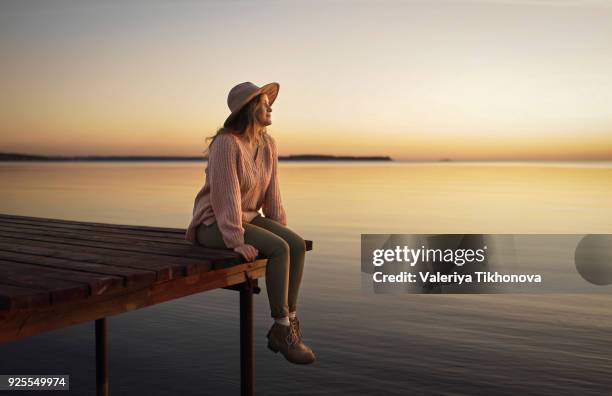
234, 243, 259, 262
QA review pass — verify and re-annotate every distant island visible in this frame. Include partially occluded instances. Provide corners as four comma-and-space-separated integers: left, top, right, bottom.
0, 152, 393, 162
281, 154, 392, 161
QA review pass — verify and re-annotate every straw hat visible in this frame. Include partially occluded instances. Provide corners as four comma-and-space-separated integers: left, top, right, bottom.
224, 81, 280, 125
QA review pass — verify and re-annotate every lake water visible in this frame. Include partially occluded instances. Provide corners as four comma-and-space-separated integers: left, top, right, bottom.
1, 161, 612, 395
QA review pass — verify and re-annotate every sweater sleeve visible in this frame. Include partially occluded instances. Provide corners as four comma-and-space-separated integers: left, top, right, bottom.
262, 135, 287, 226
208, 133, 245, 248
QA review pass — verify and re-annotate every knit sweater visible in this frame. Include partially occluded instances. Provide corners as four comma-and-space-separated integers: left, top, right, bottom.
185, 130, 287, 248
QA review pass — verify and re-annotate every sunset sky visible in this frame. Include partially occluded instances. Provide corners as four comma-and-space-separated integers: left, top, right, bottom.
1, 0, 611, 160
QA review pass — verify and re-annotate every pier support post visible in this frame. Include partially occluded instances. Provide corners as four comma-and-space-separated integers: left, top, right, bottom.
239, 276, 259, 396
95, 318, 109, 396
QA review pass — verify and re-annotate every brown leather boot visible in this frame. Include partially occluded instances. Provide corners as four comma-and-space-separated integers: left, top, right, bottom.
289, 316, 314, 355
266, 322, 316, 364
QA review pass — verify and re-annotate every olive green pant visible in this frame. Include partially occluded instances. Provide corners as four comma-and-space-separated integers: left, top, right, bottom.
195, 214, 306, 319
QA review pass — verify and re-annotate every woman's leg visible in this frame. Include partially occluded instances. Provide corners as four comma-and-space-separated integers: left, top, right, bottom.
250, 215, 306, 314
195, 220, 291, 319
196, 218, 315, 364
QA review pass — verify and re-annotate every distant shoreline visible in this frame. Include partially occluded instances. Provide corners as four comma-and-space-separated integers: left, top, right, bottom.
2, 153, 609, 163
0, 153, 393, 162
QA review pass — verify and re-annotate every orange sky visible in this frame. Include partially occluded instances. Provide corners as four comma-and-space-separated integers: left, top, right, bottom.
1, 0, 611, 161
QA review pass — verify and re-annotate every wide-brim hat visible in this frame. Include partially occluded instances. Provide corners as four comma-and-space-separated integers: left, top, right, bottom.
224, 81, 280, 126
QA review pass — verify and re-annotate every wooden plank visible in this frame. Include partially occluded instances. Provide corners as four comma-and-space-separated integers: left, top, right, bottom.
0, 217, 187, 244
0, 240, 174, 282
0, 223, 200, 250
0, 261, 89, 304
0, 215, 314, 251
0, 259, 268, 343
0, 214, 185, 235
0, 284, 51, 310
0, 239, 236, 280
0, 231, 240, 262
0, 250, 156, 288
0, 225, 185, 251
0, 259, 124, 299
0, 222, 185, 246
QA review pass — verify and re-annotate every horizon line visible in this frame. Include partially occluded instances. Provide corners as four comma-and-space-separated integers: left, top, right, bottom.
1, 152, 612, 163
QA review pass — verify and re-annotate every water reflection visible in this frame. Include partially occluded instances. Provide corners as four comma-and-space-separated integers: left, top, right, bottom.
1, 161, 611, 395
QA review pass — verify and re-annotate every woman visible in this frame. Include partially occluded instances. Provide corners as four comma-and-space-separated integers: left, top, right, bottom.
185, 82, 316, 365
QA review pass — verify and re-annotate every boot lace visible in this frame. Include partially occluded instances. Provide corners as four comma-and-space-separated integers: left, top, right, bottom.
285, 321, 301, 347
291, 317, 303, 340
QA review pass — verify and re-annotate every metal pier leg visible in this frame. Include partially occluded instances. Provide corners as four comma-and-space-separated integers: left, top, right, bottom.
240, 283, 254, 396
95, 318, 109, 396
240, 277, 259, 396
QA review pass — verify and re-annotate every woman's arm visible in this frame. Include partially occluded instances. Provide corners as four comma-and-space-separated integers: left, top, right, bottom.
208, 133, 246, 248
262, 135, 287, 226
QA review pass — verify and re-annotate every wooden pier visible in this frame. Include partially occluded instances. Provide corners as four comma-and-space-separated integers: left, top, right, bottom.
0, 213, 312, 395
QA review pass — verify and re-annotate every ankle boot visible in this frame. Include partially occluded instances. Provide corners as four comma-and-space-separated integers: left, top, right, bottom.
266, 322, 316, 364
289, 316, 314, 354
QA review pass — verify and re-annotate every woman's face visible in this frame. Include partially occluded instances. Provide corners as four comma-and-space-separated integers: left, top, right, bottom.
255, 94, 273, 127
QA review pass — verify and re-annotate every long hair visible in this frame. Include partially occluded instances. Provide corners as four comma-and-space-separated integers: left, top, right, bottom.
204, 94, 267, 155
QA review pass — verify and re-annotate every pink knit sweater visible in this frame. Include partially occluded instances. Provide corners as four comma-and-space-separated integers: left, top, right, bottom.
185, 130, 287, 248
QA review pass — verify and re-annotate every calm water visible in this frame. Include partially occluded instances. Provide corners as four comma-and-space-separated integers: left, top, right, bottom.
1, 161, 612, 395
